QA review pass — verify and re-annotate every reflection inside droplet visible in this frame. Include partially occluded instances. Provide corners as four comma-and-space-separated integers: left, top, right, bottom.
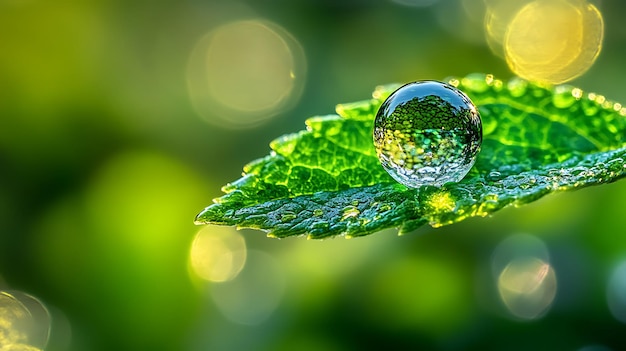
187, 19, 306, 128
209, 250, 285, 325
0, 291, 50, 350
189, 226, 247, 283
373, 81, 482, 188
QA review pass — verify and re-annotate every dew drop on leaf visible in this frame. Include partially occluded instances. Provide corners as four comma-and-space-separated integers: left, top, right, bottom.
508, 80, 528, 99
373, 81, 482, 188
280, 211, 297, 222
341, 206, 360, 220
552, 85, 578, 109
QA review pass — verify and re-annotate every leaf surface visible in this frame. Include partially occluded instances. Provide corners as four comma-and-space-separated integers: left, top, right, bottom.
196, 74, 626, 239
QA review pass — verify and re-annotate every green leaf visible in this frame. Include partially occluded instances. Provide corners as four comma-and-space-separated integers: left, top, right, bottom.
195, 73, 626, 239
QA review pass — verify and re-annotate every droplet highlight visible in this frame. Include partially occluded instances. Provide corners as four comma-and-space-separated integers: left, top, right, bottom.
373, 81, 482, 188
341, 206, 360, 220
189, 226, 247, 283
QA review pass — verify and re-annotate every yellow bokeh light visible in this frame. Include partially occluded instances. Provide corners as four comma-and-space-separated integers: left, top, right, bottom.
189, 226, 247, 283
0, 291, 49, 351
491, 234, 556, 320
187, 19, 306, 128
484, 0, 534, 57
0, 344, 42, 351
500, 0, 603, 84
497, 257, 557, 320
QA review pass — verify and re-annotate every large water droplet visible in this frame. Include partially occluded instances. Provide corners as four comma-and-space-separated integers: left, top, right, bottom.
373, 81, 482, 188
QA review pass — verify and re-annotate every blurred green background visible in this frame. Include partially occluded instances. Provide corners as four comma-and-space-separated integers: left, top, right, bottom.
2, 0, 626, 350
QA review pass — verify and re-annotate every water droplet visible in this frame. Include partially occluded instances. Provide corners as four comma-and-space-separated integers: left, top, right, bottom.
461, 75, 489, 93
341, 206, 360, 220
280, 211, 297, 222
594, 94, 606, 104
447, 78, 460, 87
486, 171, 502, 181
572, 88, 583, 99
552, 85, 576, 108
373, 81, 482, 188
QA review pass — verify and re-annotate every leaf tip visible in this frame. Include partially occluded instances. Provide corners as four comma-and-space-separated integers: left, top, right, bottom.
193, 208, 209, 225
194, 203, 232, 226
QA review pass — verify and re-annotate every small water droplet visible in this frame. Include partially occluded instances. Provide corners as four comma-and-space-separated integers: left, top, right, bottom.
486, 171, 502, 182
341, 206, 360, 220
373, 80, 482, 188
572, 88, 583, 99
552, 85, 576, 108
461, 74, 489, 93
447, 78, 460, 87
507, 78, 528, 97
280, 211, 297, 222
